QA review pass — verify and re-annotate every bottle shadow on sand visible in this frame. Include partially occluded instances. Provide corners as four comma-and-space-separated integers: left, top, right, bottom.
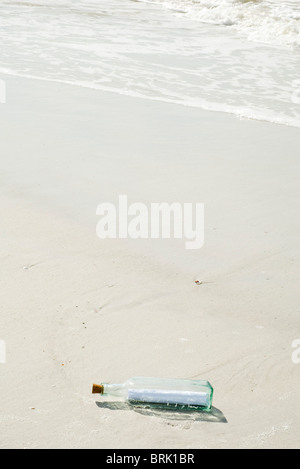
95, 401, 227, 423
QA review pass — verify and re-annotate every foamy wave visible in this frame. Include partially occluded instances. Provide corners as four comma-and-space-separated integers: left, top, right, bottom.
1, 0, 299, 129
141, 0, 300, 48
1, 67, 300, 129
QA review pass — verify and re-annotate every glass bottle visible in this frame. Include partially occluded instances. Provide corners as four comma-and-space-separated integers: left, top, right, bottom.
92, 376, 213, 411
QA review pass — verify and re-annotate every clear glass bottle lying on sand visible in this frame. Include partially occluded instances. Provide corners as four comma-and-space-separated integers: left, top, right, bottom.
92, 377, 213, 411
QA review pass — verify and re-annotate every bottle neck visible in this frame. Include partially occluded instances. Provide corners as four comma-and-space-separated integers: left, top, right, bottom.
103, 383, 126, 397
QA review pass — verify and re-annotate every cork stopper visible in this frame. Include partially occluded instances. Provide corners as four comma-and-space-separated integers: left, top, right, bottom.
92, 384, 104, 394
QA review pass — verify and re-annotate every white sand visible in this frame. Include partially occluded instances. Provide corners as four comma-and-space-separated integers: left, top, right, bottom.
0, 75, 299, 448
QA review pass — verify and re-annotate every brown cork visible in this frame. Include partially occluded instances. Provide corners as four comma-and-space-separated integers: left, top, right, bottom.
92, 384, 104, 394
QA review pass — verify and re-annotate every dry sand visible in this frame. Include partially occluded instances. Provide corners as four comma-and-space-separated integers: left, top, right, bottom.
0, 75, 299, 448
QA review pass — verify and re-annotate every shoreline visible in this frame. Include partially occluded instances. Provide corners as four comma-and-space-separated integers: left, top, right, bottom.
1, 70, 300, 130
0, 75, 299, 448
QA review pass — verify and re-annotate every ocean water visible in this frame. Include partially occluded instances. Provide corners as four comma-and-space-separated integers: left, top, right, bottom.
0, 0, 299, 127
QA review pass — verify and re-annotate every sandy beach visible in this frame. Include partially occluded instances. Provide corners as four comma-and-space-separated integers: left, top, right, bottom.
0, 74, 300, 449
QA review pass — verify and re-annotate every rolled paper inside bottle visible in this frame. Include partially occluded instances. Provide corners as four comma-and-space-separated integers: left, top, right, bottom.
127, 388, 209, 407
